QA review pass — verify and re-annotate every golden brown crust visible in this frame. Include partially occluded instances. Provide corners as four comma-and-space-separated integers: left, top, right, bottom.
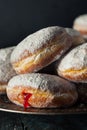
12, 39, 69, 74
7, 86, 77, 108
79, 30, 87, 35
58, 67, 87, 82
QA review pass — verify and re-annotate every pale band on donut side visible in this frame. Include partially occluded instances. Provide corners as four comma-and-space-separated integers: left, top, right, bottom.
11, 26, 72, 74
57, 43, 87, 83
6, 73, 78, 108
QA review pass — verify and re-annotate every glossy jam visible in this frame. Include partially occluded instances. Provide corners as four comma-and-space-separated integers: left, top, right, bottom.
23, 92, 32, 108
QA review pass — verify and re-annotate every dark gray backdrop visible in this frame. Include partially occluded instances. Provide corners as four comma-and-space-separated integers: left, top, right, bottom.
0, 0, 87, 48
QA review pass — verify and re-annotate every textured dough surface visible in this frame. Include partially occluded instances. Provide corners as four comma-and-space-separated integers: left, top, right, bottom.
7, 73, 78, 108
65, 28, 85, 46
58, 43, 87, 82
11, 26, 72, 74
11, 26, 71, 63
0, 47, 16, 83
73, 14, 87, 39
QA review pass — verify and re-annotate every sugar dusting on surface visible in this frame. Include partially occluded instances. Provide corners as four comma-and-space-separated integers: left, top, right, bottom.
58, 43, 87, 71
11, 26, 66, 63
65, 28, 80, 36
0, 47, 16, 83
74, 14, 87, 26
8, 73, 76, 94
7, 73, 78, 107
14, 33, 72, 73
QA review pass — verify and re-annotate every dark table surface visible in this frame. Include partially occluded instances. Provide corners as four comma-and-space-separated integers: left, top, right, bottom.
0, 111, 87, 130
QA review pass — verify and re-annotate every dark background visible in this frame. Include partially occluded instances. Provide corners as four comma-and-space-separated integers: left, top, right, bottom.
0, 0, 87, 48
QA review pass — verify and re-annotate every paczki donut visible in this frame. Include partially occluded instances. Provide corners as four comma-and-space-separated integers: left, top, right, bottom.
6, 73, 78, 108
0, 47, 16, 94
65, 28, 85, 46
73, 14, 87, 40
57, 43, 87, 83
11, 26, 72, 74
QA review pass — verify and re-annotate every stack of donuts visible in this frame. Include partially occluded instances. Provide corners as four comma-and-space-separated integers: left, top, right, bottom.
1, 25, 87, 108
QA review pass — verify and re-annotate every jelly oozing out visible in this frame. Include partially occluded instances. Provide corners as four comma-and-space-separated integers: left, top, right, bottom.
23, 92, 32, 108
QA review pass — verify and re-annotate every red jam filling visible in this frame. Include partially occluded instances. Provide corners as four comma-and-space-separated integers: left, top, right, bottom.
23, 92, 32, 108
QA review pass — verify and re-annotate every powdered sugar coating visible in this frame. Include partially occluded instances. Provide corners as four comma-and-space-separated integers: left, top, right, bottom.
8, 73, 76, 94
11, 26, 66, 63
58, 43, 87, 71
65, 28, 85, 46
74, 14, 87, 26
0, 47, 16, 83
65, 28, 80, 36
73, 14, 87, 33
